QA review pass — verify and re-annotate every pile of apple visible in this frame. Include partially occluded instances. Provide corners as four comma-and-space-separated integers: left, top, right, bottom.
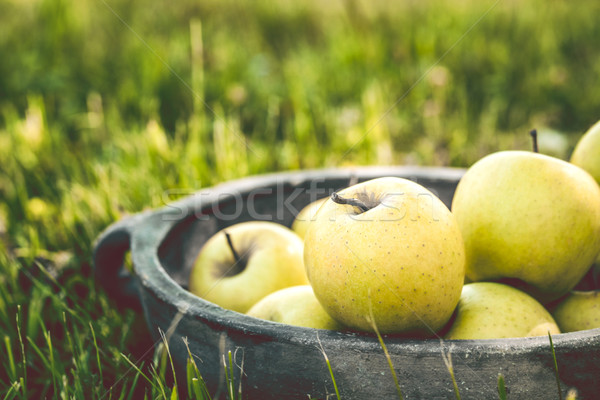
189, 122, 600, 340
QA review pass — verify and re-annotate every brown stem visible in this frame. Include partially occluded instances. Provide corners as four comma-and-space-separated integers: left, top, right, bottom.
224, 231, 240, 264
530, 129, 539, 153
331, 192, 370, 213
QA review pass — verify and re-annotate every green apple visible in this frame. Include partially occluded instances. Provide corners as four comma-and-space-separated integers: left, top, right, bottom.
445, 282, 560, 340
246, 285, 345, 330
451, 150, 600, 302
304, 177, 465, 335
552, 290, 600, 333
291, 198, 327, 240
571, 120, 600, 184
189, 221, 308, 313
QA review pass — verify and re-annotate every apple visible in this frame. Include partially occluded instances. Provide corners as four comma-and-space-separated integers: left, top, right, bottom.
303, 177, 465, 335
246, 285, 345, 330
291, 198, 327, 240
451, 141, 600, 302
189, 221, 308, 313
552, 290, 600, 333
445, 282, 560, 340
571, 120, 600, 185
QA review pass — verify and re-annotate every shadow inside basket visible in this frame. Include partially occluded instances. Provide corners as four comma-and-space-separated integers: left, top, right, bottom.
157, 169, 461, 291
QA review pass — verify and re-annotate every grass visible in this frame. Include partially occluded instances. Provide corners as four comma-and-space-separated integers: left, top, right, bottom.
1, 0, 599, 397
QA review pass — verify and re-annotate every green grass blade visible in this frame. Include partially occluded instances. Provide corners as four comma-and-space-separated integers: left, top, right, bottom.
61, 312, 79, 380
43, 329, 58, 398
372, 329, 404, 400
186, 357, 195, 399
235, 350, 244, 400
120, 353, 153, 390
16, 306, 27, 398
548, 332, 563, 400
62, 373, 70, 399
4, 335, 17, 383
323, 351, 340, 400
124, 365, 143, 400
316, 333, 341, 400
441, 348, 461, 400
367, 295, 404, 400
18, 377, 26, 400
89, 322, 104, 389
158, 329, 179, 399
191, 377, 212, 400
26, 336, 51, 370
497, 373, 507, 400
223, 352, 234, 400
183, 338, 212, 400
149, 363, 168, 400
3, 381, 20, 400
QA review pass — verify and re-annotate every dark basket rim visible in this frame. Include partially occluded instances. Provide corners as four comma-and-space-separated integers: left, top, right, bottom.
128, 165, 600, 353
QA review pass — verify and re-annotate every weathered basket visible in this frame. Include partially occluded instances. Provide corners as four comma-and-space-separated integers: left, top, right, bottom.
93, 166, 600, 399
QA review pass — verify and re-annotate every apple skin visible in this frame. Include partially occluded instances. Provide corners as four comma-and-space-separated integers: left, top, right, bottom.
291, 198, 327, 240
246, 285, 345, 330
444, 282, 560, 340
552, 290, 600, 333
451, 151, 600, 302
189, 221, 308, 313
571, 120, 600, 184
304, 177, 465, 335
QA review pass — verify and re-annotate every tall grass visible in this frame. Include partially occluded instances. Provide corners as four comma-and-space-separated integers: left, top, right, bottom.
1, 0, 599, 397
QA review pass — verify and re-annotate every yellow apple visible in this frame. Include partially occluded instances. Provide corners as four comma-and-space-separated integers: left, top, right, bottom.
189, 221, 308, 313
291, 198, 327, 240
247, 285, 345, 330
552, 290, 600, 333
571, 120, 600, 184
445, 282, 560, 340
304, 177, 465, 335
452, 150, 600, 302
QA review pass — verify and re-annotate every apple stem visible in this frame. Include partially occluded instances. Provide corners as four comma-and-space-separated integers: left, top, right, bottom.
224, 231, 241, 264
530, 129, 539, 153
331, 192, 370, 213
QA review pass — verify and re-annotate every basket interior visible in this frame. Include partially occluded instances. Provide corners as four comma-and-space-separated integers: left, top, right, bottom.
157, 172, 460, 289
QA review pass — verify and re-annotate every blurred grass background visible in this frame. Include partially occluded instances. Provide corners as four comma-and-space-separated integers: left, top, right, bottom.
1, 0, 600, 397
